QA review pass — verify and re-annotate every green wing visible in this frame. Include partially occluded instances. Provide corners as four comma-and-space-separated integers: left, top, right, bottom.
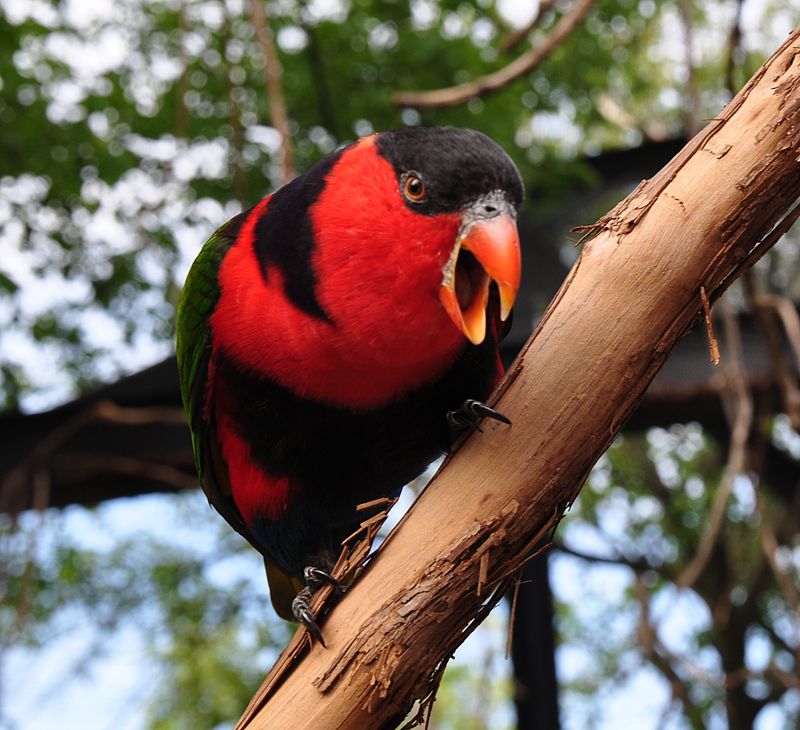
177, 219, 231, 472
176, 212, 251, 538
176, 211, 304, 619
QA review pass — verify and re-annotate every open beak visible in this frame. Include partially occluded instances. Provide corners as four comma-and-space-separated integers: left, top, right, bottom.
439, 212, 521, 345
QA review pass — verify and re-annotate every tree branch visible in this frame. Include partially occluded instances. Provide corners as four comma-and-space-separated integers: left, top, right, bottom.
676, 297, 753, 589
677, 0, 701, 135
634, 577, 707, 726
251, 0, 295, 184
758, 500, 800, 673
752, 291, 800, 427
393, 0, 596, 109
498, 0, 557, 54
760, 511, 800, 613
0, 402, 187, 514
235, 27, 800, 729
555, 542, 674, 580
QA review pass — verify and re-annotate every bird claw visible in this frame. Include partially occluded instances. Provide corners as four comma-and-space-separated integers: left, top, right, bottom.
291, 565, 342, 646
291, 586, 326, 647
447, 398, 511, 436
303, 565, 341, 592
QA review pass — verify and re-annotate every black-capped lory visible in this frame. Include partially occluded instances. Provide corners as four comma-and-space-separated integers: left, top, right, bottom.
176, 127, 523, 641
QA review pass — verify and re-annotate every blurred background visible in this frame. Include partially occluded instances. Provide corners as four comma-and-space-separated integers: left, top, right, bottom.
1, 0, 799, 728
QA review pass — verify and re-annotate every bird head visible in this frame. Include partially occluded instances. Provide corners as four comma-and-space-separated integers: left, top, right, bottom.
310, 127, 523, 352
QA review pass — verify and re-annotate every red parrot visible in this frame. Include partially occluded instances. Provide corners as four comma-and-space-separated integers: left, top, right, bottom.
176, 127, 523, 640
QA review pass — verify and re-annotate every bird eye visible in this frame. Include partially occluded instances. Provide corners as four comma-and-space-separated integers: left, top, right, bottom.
403, 173, 426, 203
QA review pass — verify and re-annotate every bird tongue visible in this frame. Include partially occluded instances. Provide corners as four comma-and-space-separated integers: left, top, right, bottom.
456, 271, 470, 310
456, 249, 483, 311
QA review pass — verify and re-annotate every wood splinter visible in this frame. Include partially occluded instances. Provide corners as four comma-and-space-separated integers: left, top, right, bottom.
701, 286, 721, 365
477, 551, 490, 597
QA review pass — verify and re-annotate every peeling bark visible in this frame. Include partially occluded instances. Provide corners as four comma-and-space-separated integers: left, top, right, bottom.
237, 28, 800, 729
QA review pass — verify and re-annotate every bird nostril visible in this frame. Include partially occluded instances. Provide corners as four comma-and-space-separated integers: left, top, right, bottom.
484, 205, 497, 214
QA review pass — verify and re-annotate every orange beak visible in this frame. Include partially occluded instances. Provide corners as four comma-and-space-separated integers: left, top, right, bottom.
439, 214, 521, 345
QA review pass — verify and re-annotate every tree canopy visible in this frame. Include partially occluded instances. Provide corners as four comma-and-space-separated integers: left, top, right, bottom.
2, 0, 785, 409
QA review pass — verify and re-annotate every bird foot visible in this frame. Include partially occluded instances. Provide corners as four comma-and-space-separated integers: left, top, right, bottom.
303, 565, 340, 591
291, 566, 343, 647
447, 398, 511, 438
291, 587, 325, 646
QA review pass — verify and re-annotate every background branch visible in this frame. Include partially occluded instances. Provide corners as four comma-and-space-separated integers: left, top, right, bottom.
498, 0, 557, 54
393, 0, 596, 109
677, 0, 701, 135
676, 298, 753, 589
0, 402, 186, 513
725, 0, 745, 96
634, 577, 706, 725
251, 0, 295, 184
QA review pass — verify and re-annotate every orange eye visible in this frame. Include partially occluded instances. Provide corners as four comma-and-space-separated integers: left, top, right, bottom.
403, 173, 426, 202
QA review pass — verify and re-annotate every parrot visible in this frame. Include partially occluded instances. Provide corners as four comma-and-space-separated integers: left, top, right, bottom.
176, 126, 524, 642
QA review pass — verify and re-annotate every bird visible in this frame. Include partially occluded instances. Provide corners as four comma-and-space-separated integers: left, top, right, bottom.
176, 126, 523, 642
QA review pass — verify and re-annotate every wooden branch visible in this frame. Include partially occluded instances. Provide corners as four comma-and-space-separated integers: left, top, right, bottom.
634, 577, 706, 724
0, 401, 187, 514
752, 291, 800, 426
237, 27, 800, 729
676, 297, 753, 589
759, 506, 800, 614
725, 0, 745, 96
250, 0, 295, 184
393, 0, 596, 109
677, 0, 701, 135
556, 542, 671, 578
595, 92, 671, 142
498, 0, 557, 54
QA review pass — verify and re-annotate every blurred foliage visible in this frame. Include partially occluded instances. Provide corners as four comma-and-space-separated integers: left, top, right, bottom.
558, 424, 800, 728
0, 492, 291, 728
428, 615, 515, 730
1, 0, 799, 728
0, 0, 788, 409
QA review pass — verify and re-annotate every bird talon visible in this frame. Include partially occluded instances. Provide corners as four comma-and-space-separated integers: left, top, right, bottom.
292, 587, 326, 647
446, 410, 481, 432
447, 399, 511, 438
303, 565, 340, 591
291, 563, 341, 646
